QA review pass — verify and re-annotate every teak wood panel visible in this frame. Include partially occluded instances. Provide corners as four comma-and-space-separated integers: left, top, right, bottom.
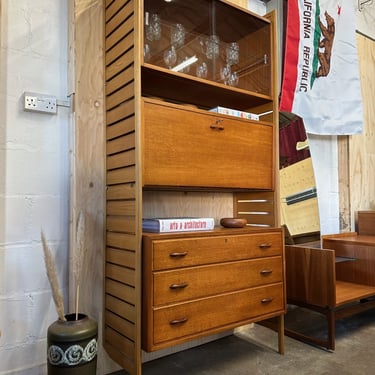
357, 211, 375, 236
322, 233, 375, 286
335, 281, 375, 307
104, 0, 141, 373
142, 99, 273, 190
285, 245, 336, 307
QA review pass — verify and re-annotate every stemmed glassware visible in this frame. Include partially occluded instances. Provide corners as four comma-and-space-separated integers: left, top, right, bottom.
205, 35, 220, 60
228, 71, 239, 86
171, 23, 185, 48
196, 62, 208, 78
144, 11, 240, 84
220, 64, 231, 85
163, 45, 177, 69
222, 42, 239, 86
220, 66, 239, 86
144, 43, 151, 62
226, 42, 239, 66
146, 13, 161, 41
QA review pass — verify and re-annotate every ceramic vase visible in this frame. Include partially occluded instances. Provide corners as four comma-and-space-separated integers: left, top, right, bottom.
47, 313, 98, 375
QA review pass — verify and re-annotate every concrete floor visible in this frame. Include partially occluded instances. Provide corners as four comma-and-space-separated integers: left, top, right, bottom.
110, 306, 375, 374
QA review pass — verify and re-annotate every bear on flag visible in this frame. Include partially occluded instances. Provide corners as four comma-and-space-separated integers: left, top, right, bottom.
280, 0, 363, 135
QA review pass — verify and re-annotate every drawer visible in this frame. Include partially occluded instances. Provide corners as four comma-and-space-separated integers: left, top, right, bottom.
153, 256, 283, 306
148, 232, 282, 271
145, 283, 284, 351
142, 99, 273, 189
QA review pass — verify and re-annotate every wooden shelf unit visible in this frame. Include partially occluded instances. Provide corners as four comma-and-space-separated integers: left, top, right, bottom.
104, 1, 283, 373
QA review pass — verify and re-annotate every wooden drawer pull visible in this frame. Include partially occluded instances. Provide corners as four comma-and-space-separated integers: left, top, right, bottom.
169, 251, 188, 258
169, 317, 188, 325
261, 297, 273, 304
259, 243, 272, 249
260, 269, 273, 276
210, 119, 224, 131
169, 282, 188, 290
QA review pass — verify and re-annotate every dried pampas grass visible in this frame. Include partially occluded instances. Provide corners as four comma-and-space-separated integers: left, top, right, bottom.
74, 210, 87, 320
41, 230, 66, 321
41, 210, 88, 321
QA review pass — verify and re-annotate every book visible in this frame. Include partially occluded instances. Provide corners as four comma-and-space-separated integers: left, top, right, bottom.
209, 106, 259, 121
142, 217, 215, 233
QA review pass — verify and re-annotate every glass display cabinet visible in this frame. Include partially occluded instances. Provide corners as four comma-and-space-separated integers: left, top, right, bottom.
142, 0, 273, 111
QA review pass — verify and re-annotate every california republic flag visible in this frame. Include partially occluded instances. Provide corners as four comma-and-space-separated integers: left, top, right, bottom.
280, 0, 363, 135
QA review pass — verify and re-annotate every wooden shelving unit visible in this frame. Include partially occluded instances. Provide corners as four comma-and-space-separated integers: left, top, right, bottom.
104, 1, 283, 373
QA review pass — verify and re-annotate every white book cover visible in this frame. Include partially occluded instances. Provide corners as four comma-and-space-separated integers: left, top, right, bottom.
142, 217, 215, 233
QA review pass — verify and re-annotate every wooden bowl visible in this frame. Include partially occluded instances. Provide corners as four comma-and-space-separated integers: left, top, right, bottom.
220, 217, 247, 228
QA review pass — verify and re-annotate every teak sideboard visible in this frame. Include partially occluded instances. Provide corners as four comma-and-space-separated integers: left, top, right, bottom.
285, 230, 375, 350
104, 1, 283, 373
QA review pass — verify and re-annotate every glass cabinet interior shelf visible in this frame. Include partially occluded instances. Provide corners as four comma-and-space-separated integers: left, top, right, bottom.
142, 0, 272, 98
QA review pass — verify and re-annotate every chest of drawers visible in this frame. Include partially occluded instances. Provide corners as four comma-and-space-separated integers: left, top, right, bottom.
142, 228, 285, 352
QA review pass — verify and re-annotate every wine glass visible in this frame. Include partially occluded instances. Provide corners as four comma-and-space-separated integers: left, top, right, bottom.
226, 42, 239, 66
228, 71, 239, 87
163, 46, 177, 69
220, 64, 231, 85
196, 62, 208, 78
143, 43, 151, 62
146, 13, 161, 41
205, 35, 220, 60
171, 23, 185, 48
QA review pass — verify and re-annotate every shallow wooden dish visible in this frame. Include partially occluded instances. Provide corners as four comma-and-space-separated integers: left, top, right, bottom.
220, 217, 247, 228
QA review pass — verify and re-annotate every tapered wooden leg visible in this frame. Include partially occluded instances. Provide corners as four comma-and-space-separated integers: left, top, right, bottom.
327, 309, 335, 351
278, 314, 285, 354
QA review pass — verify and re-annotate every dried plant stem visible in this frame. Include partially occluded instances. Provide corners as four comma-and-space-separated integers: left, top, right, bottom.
75, 285, 80, 321
41, 230, 66, 321
74, 210, 87, 320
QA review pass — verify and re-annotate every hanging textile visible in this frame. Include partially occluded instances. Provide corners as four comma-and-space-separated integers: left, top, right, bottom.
280, 0, 363, 135
279, 117, 310, 169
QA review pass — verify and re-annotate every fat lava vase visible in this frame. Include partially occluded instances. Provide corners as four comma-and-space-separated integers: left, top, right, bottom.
47, 313, 98, 374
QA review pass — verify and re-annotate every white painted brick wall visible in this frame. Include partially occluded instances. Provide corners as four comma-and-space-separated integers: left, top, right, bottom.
0, 0, 69, 373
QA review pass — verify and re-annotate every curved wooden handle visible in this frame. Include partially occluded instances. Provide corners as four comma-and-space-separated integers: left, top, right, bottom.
169, 282, 188, 289
260, 269, 273, 276
261, 297, 273, 304
169, 251, 188, 258
169, 317, 188, 325
259, 243, 272, 249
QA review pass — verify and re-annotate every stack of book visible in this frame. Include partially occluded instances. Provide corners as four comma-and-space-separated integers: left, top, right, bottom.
209, 106, 259, 121
142, 217, 215, 233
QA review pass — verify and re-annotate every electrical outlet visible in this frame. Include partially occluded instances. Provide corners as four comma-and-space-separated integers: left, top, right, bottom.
24, 92, 57, 114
